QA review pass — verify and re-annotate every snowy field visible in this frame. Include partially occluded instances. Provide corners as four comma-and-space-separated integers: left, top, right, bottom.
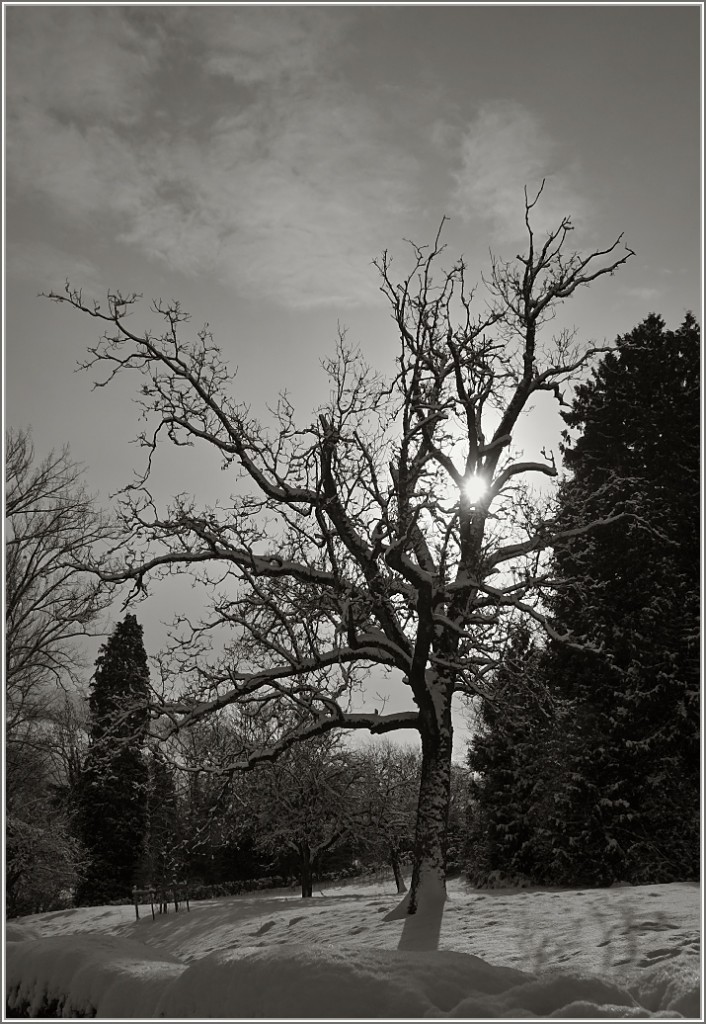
5, 876, 701, 1018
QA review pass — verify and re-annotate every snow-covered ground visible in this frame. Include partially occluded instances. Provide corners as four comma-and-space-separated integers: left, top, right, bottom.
5, 876, 701, 1018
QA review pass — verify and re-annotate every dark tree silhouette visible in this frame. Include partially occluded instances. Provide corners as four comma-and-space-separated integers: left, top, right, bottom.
466, 625, 551, 884
76, 615, 151, 904
468, 314, 700, 886
47, 188, 633, 944
539, 313, 700, 883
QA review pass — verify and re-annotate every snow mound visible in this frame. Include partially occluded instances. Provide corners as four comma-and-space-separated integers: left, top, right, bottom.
5, 935, 185, 1018
156, 944, 698, 1019
5, 922, 40, 942
6, 937, 699, 1018
155, 945, 532, 1018
629, 954, 702, 1019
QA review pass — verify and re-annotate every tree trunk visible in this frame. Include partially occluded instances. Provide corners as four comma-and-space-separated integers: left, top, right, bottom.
300, 843, 313, 899
407, 716, 453, 909
385, 686, 453, 950
389, 846, 407, 894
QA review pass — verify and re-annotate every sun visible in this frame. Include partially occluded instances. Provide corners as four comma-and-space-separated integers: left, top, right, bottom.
462, 474, 489, 504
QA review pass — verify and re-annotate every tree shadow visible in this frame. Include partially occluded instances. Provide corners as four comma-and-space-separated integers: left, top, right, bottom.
385, 889, 445, 952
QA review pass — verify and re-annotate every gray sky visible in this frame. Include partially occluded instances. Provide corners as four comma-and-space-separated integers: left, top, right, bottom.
4, 4, 702, 753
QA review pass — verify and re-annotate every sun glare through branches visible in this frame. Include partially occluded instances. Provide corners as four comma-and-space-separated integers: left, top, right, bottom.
462, 474, 488, 504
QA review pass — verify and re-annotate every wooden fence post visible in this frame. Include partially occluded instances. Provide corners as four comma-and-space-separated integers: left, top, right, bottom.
131, 882, 190, 921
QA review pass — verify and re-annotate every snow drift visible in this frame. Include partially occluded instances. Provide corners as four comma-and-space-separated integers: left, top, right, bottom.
6, 935, 699, 1018
5, 934, 184, 1018
5, 879, 701, 1018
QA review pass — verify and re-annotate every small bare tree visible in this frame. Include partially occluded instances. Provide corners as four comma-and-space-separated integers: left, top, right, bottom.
356, 741, 421, 894
245, 732, 364, 898
46, 188, 633, 947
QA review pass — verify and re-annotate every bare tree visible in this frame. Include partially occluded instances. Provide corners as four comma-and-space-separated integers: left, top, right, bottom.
45, 188, 633, 946
5, 429, 110, 749
245, 732, 364, 898
356, 741, 421, 893
5, 431, 110, 913
6, 738, 85, 917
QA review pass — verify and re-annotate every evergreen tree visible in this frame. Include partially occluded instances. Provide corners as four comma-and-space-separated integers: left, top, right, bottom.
538, 313, 700, 883
467, 314, 700, 886
76, 614, 151, 904
466, 626, 553, 884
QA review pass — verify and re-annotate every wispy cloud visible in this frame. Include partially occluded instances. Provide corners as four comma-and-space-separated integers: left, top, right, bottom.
452, 101, 590, 243
6, 8, 418, 309
6, 240, 104, 295
5, 7, 157, 124
116, 92, 414, 308
197, 7, 343, 85
623, 285, 661, 302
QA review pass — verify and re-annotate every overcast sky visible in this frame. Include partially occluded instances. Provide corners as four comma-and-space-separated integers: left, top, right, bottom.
4, 4, 702, 751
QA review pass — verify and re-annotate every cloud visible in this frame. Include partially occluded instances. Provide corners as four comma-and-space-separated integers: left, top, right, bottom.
196, 7, 344, 86
5, 7, 157, 125
115, 90, 414, 308
623, 285, 661, 302
452, 101, 590, 243
6, 240, 104, 295
8, 107, 150, 223
5, 8, 417, 310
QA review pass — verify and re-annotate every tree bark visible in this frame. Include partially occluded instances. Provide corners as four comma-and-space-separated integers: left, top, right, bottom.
408, 713, 453, 906
385, 685, 453, 950
300, 843, 313, 899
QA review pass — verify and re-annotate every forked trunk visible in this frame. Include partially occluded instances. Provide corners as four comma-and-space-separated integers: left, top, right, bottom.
300, 843, 313, 899
389, 846, 407, 894
385, 689, 453, 950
